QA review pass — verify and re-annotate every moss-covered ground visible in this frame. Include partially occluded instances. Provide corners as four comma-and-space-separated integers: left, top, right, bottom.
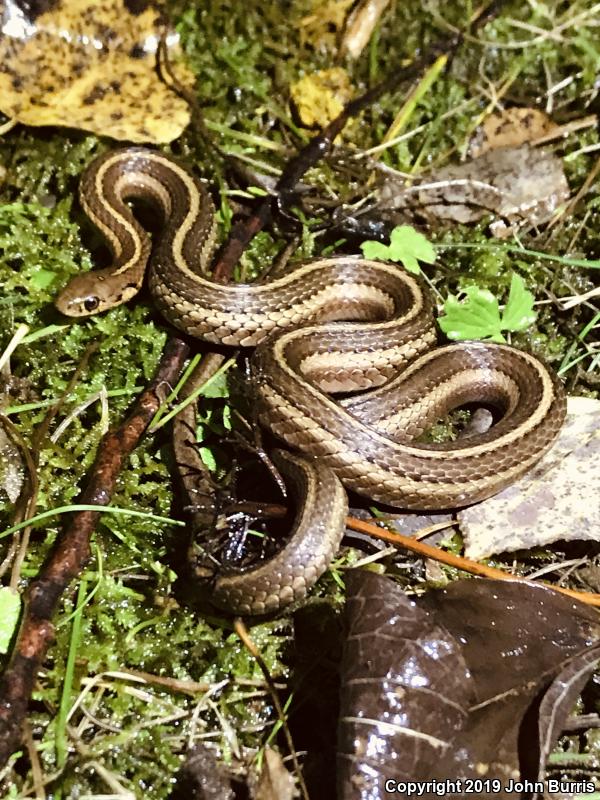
1, 1, 599, 796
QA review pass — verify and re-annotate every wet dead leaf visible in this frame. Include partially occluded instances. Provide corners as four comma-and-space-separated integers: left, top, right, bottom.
0, 422, 24, 504
470, 108, 558, 158
338, 571, 600, 799
0, 0, 193, 143
459, 397, 600, 560
290, 68, 352, 130
250, 748, 296, 800
378, 144, 569, 238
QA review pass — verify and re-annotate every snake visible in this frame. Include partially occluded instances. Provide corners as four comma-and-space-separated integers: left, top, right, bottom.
55, 148, 567, 614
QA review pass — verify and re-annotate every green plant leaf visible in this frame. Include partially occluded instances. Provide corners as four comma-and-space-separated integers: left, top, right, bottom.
438, 274, 537, 343
199, 446, 217, 471
360, 225, 436, 273
0, 587, 21, 654
438, 287, 505, 343
360, 239, 393, 260
500, 273, 536, 331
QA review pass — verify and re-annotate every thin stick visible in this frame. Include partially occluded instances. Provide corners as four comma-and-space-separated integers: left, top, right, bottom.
345, 516, 600, 607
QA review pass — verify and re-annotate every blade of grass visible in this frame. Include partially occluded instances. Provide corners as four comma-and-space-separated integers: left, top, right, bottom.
435, 242, 600, 269
21, 324, 69, 345
5, 386, 143, 416
558, 311, 600, 376
377, 54, 448, 152
57, 543, 103, 629
55, 577, 87, 769
149, 351, 202, 430
0, 324, 29, 373
149, 356, 237, 433
0, 505, 185, 540
203, 119, 284, 151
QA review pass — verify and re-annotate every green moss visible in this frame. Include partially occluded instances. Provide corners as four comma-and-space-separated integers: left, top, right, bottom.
0, 200, 90, 327
0, 134, 100, 203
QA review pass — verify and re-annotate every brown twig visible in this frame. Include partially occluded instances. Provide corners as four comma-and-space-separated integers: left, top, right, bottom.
210, 64, 433, 282
0, 337, 189, 769
222, 503, 600, 607
89, 668, 211, 697
22, 720, 45, 800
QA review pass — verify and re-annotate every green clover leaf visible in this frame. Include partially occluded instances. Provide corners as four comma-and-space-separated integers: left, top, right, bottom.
360, 225, 436, 274
438, 274, 536, 343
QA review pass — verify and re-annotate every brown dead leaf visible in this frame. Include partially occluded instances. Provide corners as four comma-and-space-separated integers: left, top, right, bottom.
378, 144, 569, 237
250, 747, 296, 800
470, 108, 558, 158
535, 647, 600, 799
338, 570, 600, 799
459, 397, 600, 560
0, 0, 192, 143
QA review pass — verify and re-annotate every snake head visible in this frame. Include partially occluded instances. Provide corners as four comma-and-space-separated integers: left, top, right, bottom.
54, 272, 140, 317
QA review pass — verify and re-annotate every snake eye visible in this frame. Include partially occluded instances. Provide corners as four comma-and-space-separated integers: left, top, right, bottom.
84, 296, 100, 312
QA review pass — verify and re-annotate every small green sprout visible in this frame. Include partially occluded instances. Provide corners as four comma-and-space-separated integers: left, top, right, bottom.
360, 224, 436, 274
438, 273, 536, 343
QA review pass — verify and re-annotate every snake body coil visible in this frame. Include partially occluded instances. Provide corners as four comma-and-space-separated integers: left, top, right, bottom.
56, 148, 567, 614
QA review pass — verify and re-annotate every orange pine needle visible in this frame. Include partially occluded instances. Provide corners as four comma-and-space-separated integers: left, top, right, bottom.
345, 515, 600, 608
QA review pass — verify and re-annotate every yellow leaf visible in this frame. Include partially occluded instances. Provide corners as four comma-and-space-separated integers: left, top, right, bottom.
0, 0, 193, 144
290, 68, 352, 130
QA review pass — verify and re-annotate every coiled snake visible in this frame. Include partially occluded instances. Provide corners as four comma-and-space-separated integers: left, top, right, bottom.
56, 148, 566, 614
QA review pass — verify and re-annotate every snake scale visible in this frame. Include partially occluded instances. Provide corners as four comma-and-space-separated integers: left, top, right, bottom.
56, 148, 567, 614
